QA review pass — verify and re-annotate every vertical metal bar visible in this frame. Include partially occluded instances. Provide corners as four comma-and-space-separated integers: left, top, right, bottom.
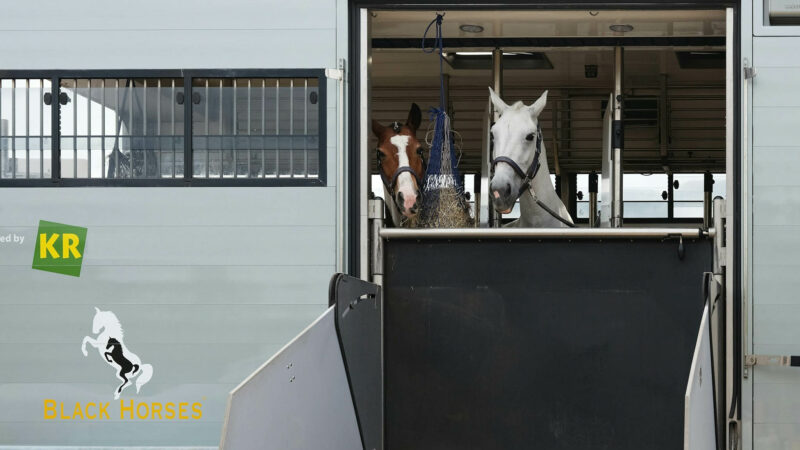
667, 173, 674, 219
143, 79, 147, 177
589, 172, 598, 227
51, 77, 60, 181
205, 79, 209, 178
289, 78, 293, 177
184, 75, 192, 180
87, 79, 91, 178
219, 79, 223, 178
611, 46, 624, 228
25, 79, 30, 178
40, 79, 44, 177
703, 172, 714, 229
171, 79, 176, 178
262, 78, 266, 177
304, 78, 308, 177
11, 79, 15, 178
101, 79, 105, 179
128, 79, 132, 177
157, 79, 161, 177
233, 79, 238, 178
489, 48, 503, 227
73, 79, 77, 178
275, 79, 279, 176
247, 78, 251, 177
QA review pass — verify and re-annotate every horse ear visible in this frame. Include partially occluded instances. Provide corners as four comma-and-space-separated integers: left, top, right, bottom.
372, 119, 387, 138
406, 103, 422, 132
488, 87, 509, 115
94, 307, 100, 313
528, 90, 548, 118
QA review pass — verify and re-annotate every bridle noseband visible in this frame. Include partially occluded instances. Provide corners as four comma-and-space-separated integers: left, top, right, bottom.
377, 121, 426, 192
491, 126, 543, 198
489, 125, 575, 227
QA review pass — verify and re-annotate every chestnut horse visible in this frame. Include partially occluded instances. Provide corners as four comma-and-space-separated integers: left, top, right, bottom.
373, 104, 426, 226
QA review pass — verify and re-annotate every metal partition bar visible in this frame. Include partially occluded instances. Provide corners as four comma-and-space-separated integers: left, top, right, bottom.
381, 227, 710, 240
612, 46, 624, 227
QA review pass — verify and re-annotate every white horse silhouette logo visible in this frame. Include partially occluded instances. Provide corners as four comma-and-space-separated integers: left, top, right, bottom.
81, 307, 153, 399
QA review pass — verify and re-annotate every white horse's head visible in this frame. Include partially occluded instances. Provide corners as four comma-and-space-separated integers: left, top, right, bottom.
488, 88, 548, 213
92, 307, 123, 337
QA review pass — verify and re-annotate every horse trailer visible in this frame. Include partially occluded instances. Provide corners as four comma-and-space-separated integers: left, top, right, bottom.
0, 0, 798, 449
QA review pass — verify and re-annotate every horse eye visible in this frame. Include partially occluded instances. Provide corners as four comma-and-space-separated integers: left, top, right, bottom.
525, 133, 535, 142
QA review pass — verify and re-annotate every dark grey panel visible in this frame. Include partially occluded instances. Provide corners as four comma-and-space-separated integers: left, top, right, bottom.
384, 238, 711, 450
332, 274, 383, 450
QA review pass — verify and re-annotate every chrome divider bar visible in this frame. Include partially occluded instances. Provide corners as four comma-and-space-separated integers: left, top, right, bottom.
381, 227, 712, 240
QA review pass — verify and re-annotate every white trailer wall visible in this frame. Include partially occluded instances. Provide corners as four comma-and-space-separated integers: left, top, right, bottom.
744, 0, 800, 448
0, 0, 347, 447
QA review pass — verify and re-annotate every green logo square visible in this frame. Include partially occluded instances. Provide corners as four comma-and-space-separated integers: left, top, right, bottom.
32, 220, 87, 277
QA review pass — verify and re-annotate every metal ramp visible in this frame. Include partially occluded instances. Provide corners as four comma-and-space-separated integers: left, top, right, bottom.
222, 233, 719, 449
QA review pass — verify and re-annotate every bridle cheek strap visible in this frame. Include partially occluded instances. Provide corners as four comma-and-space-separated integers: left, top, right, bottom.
490, 127, 543, 198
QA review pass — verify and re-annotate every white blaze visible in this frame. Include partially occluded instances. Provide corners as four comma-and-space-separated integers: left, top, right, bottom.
389, 135, 418, 212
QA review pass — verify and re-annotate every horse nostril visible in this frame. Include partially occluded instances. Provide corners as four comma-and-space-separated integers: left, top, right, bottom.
503, 183, 511, 196
396, 192, 405, 210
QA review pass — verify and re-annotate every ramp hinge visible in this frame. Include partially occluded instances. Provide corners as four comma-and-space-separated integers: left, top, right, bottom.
744, 354, 800, 368
744, 66, 756, 80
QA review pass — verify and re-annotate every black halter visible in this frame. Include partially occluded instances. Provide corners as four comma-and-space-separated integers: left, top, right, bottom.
491, 126, 544, 198
490, 126, 575, 227
377, 122, 426, 192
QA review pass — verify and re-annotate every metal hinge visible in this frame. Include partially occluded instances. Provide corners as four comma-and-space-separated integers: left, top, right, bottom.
744, 66, 757, 80
744, 354, 800, 368
325, 68, 343, 81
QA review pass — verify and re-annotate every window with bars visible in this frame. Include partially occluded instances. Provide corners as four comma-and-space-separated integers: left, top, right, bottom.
191, 77, 320, 179
0, 79, 53, 179
0, 70, 326, 186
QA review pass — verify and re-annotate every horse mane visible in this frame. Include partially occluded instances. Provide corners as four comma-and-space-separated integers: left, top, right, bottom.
98, 311, 124, 339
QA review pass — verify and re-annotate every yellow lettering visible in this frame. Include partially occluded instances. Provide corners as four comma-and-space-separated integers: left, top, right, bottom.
40, 233, 59, 259
99, 402, 110, 419
44, 399, 57, 419
151, 402, 163, 419
191, 402, 202, 420
59, 401, 71, 420
72, 402, 84, 420
62, 233, 81, 259
178, 402, 188, 419
136, 402, 149, 420
85, 402, 97, 419
164, 402, 175, 419
120, 399, 134, 419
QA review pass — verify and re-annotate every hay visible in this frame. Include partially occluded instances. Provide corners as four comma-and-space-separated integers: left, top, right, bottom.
418, 110, 474, 229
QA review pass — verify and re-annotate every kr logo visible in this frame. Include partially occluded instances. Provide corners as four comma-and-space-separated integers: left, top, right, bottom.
81, 307, 153, 399
32, 220, 87, 277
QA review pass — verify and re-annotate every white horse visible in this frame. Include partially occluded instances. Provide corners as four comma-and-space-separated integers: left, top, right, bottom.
81, 307, 153, 399
488, 88, 574, 228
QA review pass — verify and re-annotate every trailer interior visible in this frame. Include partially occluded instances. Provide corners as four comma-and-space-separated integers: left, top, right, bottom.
367, 9, 729, 227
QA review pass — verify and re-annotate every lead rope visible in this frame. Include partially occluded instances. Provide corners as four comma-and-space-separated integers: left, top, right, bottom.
529, 191, 576, 228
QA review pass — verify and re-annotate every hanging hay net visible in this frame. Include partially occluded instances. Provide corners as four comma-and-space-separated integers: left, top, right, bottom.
419, 109, 472, 228
418, 13, 473, 229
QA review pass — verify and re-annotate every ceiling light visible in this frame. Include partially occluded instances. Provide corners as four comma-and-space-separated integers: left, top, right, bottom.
459, 24, 484, 33
609, 24, 634, 32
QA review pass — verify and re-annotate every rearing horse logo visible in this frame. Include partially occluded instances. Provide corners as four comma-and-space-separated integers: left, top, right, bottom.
81, 307, 153, 399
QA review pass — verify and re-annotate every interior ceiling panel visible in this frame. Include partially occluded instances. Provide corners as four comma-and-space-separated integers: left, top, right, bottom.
371, 10, 726, 39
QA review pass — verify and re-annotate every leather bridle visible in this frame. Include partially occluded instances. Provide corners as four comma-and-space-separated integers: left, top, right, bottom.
490, 126, 575, 227
490, 126, 544, 199
376, 122, 426, 193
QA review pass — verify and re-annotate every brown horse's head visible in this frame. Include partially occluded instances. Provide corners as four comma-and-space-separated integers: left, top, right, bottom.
372, 103, 425, 217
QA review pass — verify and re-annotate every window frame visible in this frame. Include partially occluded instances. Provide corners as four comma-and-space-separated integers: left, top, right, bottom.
0, 69, 327, 187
